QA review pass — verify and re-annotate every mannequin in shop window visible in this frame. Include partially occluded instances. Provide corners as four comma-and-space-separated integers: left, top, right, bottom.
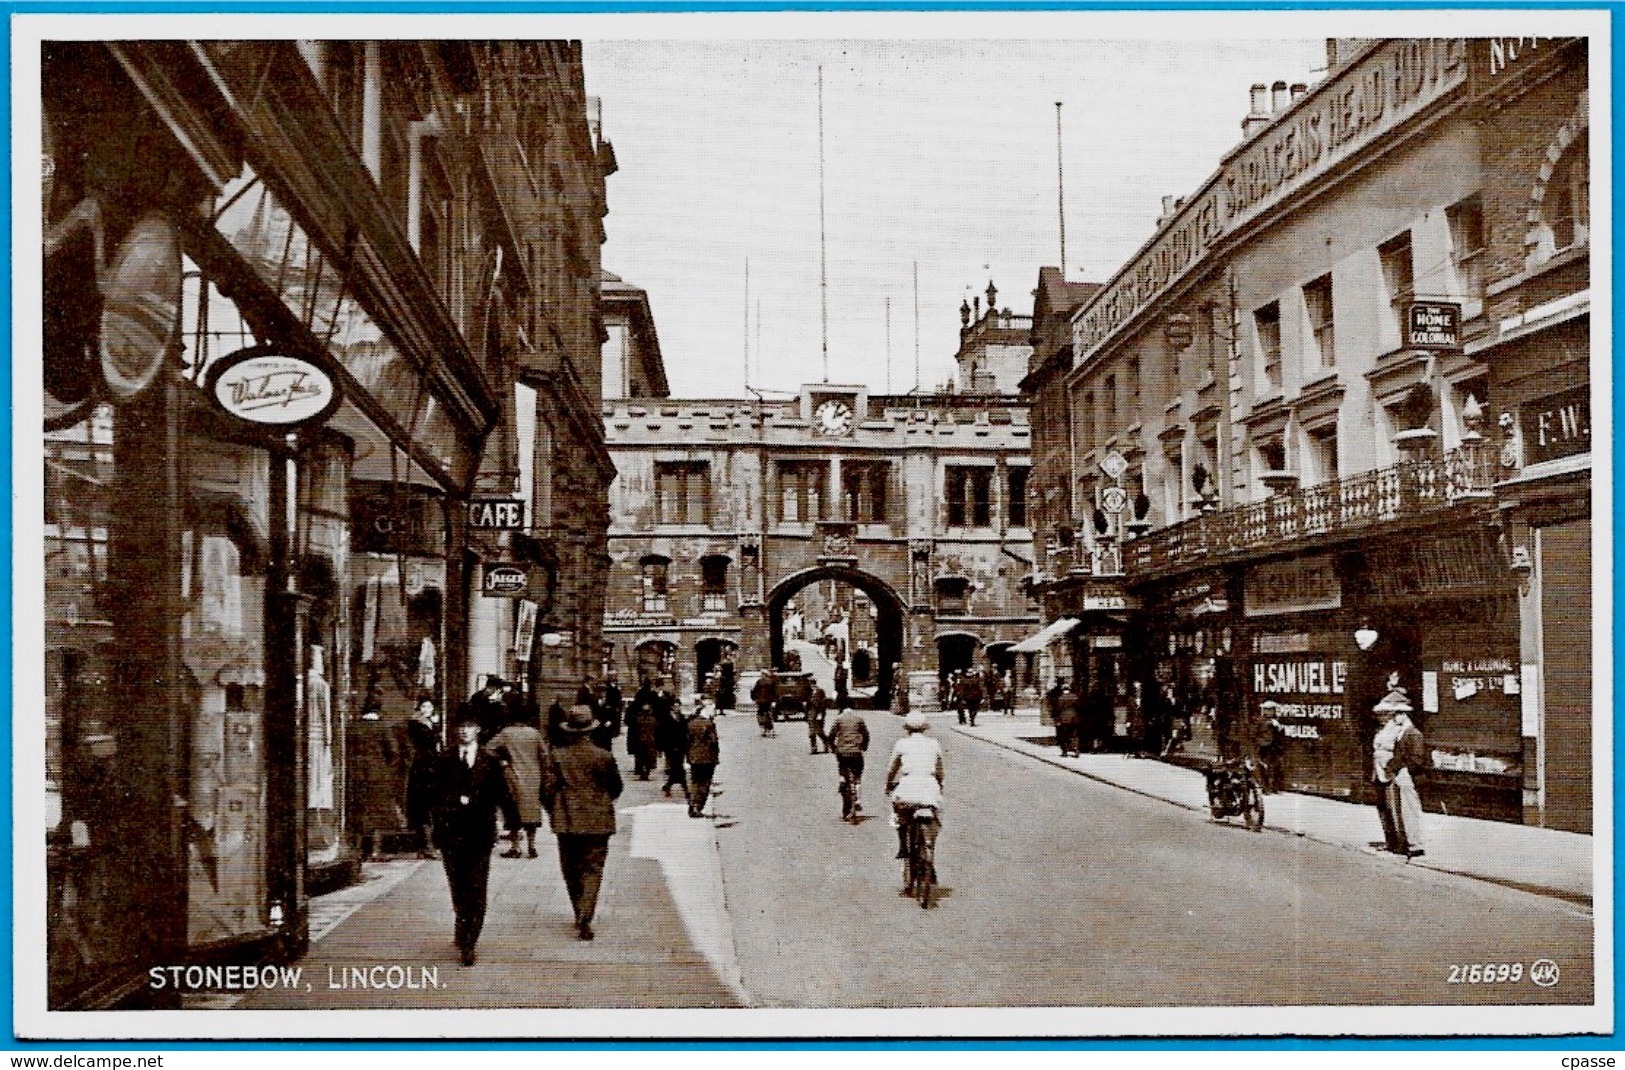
306, 646, 334, 826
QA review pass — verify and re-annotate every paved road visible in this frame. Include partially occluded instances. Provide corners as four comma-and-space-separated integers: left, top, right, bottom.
713, 711, 1593, 1008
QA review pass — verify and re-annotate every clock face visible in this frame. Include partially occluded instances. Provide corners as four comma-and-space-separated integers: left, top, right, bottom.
814, 399, 854, 436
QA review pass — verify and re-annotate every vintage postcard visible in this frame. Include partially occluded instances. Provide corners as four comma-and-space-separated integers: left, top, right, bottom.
13, 9, 1611, 1040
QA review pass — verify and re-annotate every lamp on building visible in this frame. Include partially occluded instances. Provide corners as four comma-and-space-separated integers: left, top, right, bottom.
1354, 623, 1379, 652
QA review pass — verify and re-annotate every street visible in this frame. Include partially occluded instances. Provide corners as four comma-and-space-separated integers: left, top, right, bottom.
235, 710, 1592, 1011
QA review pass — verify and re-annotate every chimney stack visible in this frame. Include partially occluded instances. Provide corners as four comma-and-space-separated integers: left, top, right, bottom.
1271, 80, 1290, 114
1242, 83, 1271, 137
1290, 82, 1309, 103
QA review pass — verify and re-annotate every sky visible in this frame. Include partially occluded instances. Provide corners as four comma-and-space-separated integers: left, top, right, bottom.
586, 30, 1327, 399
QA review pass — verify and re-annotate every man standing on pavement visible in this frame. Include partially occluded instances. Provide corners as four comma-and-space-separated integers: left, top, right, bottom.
959, 667, 985, 728
826, 701, 871, 818
1051, 677, 1081, 757
805, 682, 830, 754
686, 704, 721, 818
541, 704, 624, 941
433, 714, 505, 966
652, 681, 689, 799
593, 672, 624, 753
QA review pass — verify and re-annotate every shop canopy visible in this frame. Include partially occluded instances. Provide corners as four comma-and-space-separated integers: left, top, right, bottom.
1009, 617, 1081, 654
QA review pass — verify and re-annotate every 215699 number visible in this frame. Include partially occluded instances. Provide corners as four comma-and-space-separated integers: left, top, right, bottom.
1448, 963, 1525, 983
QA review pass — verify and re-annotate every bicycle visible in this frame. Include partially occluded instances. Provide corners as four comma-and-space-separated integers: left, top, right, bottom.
838, 763, 862, 822
898, 804, 939, 908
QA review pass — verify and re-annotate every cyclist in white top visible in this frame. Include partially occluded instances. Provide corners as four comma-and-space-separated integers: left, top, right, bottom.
886, 712, 944, 859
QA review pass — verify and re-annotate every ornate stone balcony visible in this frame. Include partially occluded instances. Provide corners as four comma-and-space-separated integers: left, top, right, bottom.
1125, 447, 1497, 582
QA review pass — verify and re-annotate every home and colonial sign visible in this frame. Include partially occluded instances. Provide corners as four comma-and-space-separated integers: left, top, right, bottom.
467, 498, 526, 530
1244, 554, 1342, 617
206, 346, 342, 428
482, 563, 530, 598
1405, 301, 1462, 350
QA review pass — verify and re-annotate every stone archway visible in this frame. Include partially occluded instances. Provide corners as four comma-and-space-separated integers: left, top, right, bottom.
766, 565, 906, 710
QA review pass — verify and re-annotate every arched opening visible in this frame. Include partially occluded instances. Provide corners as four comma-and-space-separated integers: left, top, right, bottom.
935, 632, 982, 683
694, 637, 738, 700
633, 638, 676, 689
766, 565, 905, 710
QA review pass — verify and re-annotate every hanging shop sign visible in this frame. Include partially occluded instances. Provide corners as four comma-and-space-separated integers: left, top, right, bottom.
482, 563, 530, 598
468, 498, 526, 530
1404, 301, 1462, 350
101, 211, 185, 401
1244, 555, 1341, 617
206, 346, 343, 429
514, 600, 539, 663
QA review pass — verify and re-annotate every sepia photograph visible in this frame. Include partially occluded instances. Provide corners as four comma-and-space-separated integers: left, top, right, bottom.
15, 11, 1609, 1041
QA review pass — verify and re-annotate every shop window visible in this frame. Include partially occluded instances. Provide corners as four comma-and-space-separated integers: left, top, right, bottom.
1303, 275, 1335, 370
1253, 302, 1282, 392
778, 460, 826, 523
1007, 466, 1029, 529
1545, 132, 1589, 253
1447, 195, 1485, 299
700, 555, 729, 613
655, 461, 709, 526
640, 556, 670, 614
1378, 231, 1414, 306
842, 461, 890, 525
181, 441, 273, 950
946, 466, 992, 528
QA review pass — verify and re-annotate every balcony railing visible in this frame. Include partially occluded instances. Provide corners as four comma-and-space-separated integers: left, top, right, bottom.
1125, 447, 1495, 579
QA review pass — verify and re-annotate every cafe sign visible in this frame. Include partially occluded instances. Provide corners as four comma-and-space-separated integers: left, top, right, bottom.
207, 347, 342, 428
482, 563, 530, 598
1405, 301, 1462, 350
468, 498, 526, 530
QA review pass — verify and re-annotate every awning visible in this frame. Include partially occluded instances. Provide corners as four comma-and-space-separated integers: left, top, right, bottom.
1010, 617, 1080, 654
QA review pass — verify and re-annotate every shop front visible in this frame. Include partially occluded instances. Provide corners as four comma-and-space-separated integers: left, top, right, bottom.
41, 43, 494, 1008
1139, 571, 1241, 763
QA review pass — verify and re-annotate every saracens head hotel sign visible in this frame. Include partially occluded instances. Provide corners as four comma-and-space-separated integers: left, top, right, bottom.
1072, 39, 1467, 363
207, 346, 343, 428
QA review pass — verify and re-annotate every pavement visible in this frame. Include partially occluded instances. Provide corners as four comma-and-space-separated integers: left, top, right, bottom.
943, 709, 1595, 907
231, 772, 748, 1013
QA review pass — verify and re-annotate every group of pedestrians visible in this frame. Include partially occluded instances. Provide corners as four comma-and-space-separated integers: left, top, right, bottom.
941, 667, 1015, 727
423, 674, 630, 966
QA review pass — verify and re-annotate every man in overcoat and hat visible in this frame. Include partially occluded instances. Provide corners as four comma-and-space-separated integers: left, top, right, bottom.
433, 713, 505, 965
541, 704, 624, 941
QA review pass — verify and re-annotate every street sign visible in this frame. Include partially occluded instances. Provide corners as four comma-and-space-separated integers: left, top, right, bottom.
1101, 486, 1129, 515
468, 498, 525, 530
483, 563, 530, 597
1100, 449, 1128, 481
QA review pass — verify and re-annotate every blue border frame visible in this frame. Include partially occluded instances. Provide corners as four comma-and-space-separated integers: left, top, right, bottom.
7, 9, 1617, 1051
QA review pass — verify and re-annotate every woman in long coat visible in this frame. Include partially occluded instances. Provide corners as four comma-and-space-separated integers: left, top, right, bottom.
403, 700, 441, 857
491, 711, 549, 858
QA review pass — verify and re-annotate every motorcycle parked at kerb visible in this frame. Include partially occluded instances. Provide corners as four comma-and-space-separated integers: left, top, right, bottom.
1203, 757, 1265, 831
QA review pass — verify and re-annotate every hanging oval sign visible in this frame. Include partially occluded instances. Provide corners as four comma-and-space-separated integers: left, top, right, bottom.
206, 345, 343, 428
100, 210, 183, 402
483, 564, 530, 598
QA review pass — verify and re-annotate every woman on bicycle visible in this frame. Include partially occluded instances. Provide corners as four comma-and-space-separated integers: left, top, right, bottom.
886, 712, 944, 862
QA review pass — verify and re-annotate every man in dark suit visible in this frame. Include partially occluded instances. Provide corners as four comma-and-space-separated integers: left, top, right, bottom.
542, 705, 624, 940
433, 714, 505, 965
